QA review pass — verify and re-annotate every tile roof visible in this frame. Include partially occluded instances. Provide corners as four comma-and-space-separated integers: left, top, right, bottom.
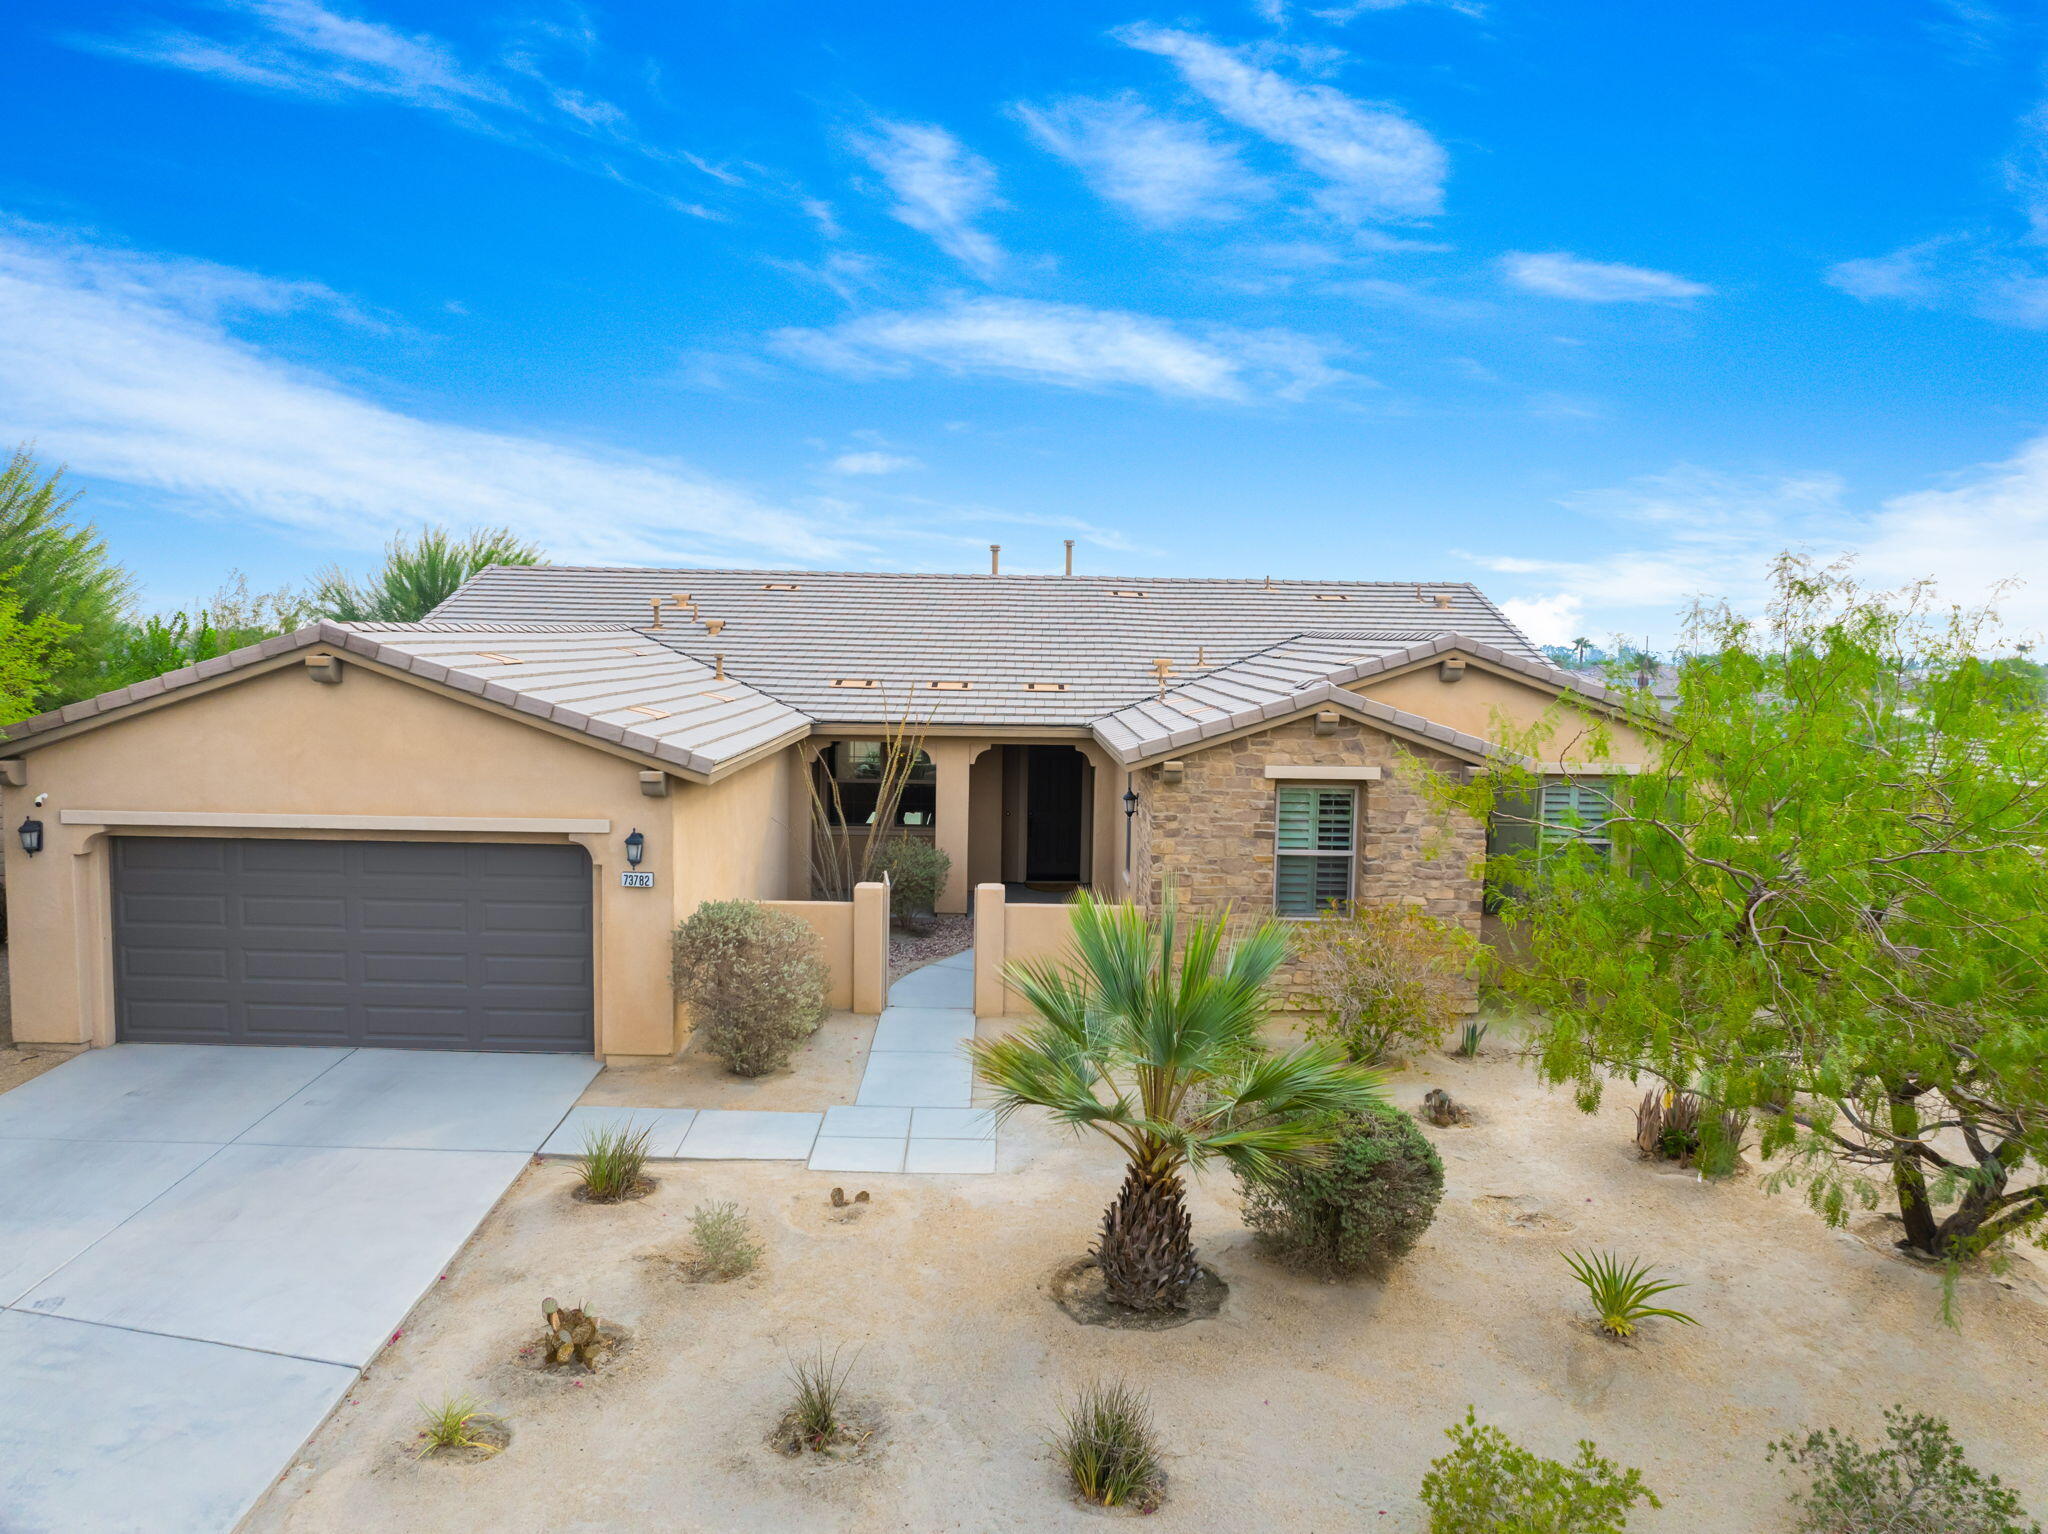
1, 620, 807, 776
1093, 633, 1633, 763
4, 570, 1605, 777
429, 566, 1543, 728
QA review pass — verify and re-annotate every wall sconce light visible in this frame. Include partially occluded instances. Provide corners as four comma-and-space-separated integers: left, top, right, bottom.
624, 828, 645, 867
18, 816, 44, 856
1122, 787, 1139, 819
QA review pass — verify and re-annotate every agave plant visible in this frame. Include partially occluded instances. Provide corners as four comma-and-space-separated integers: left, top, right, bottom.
1564, 1250, 1699, 1339
972, 893, 1386, 1312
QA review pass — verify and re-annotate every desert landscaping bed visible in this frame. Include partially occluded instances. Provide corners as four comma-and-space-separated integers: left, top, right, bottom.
243, 1046, 2048, 1533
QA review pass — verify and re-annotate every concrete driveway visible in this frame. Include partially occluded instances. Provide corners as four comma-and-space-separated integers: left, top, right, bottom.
0, 1043, 597, 1534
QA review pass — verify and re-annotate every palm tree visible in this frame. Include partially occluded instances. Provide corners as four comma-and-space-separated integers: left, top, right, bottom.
311, 525, 543, 624
973, 894, 1387, 1312
1569, 636, 1594, 666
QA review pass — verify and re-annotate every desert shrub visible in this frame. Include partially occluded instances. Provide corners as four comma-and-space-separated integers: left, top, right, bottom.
1633, 1087, 1745, 1175
686, 1200, 763, 1280
869, 837, 950, 921
576, 1122, 651, 1201
1053, 1380, 1164, 1511
1236, 1104, 1444, 1277
671, 900, 829, 1076
1300, 904, 1475, 1065
779, 1344, 863, 1453
1420, 1408, 1659, 1532
1769, 1406, 2039, 1534
1563, 1250, 1699, 1340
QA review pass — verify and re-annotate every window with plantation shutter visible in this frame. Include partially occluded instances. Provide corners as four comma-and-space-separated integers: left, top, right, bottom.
1538, 779, 1613, 853
1275, 784, 1357, 916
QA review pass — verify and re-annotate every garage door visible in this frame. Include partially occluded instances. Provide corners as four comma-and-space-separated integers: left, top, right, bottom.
112, 838, 594, 1052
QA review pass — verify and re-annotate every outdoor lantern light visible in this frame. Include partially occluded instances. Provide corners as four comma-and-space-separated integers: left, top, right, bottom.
624, 828, 645, 867
17, 816, 43, 856
1122, 787, 1139, 819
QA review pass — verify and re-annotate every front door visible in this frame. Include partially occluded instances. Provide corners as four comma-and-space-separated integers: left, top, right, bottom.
1024, 746, 1085, 882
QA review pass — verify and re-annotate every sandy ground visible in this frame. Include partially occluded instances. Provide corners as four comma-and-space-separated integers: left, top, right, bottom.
582, 1010, 873, 1111
244, 1042, 2048, 1534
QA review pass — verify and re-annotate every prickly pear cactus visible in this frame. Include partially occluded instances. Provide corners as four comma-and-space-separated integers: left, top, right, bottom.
540, 1298, 605, 1368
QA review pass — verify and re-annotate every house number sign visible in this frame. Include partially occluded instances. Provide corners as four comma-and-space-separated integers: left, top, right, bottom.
620, 871, 656, 888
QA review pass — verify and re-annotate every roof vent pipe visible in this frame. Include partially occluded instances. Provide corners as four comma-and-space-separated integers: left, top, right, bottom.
1063, 539, 1074, 576
704, 618, 725, 636
648, 598, 663, 629
714, 652, 725, 680
990, 544, 1001, 575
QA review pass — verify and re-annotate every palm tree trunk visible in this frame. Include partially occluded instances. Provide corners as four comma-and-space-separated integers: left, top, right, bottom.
1095, 1165, 1199, 1311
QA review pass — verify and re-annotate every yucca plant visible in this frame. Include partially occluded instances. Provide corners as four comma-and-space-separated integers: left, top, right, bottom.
1053, 1379, 1165, 1510
1455, 1019, 1489, 1058
577, 1122, 652, 1202
972, 893, 1387, 1312
415, 1394, 502, 1458
1564, 1250, 1699, 1339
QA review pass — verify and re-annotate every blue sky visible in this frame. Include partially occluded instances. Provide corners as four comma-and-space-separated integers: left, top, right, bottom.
2, 0, 2044, 646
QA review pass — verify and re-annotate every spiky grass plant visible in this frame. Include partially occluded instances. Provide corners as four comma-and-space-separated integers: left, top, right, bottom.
1564, 1250, 1699, 1339
415, 1394, 502, 1458
782, 1344, 863, 1453
1053, 1380, 1165, 1510
1455, 1019, 1489, 1058
687, 1200, 763, 1280
576, 1122, 652, 1202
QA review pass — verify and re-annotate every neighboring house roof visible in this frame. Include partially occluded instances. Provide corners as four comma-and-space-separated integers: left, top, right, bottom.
429, 566, 1543, 728
2, 620, 808, 776
5, 568, 1619, 777
1092, 633, 1634, 764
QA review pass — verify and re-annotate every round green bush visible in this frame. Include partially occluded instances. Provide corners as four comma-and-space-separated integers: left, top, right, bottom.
1237, 1104, 1445, 1277
869, 837, 950, 920
670, 900, 828, 1076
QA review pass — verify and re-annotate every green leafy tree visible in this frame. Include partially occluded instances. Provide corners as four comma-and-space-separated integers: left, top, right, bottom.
971, 893, 1386, 1311
0, 580, 76, 724
1770, 1406, 2038, 1534
1444, 557, 2048, 1272
0, 446, 133, 710
95, 573, 312, 693
311, 525, 543, 623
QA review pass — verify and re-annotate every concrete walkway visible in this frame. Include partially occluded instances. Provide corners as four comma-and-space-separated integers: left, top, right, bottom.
0, 1043, 597, 1534
541, 950, 997, 1176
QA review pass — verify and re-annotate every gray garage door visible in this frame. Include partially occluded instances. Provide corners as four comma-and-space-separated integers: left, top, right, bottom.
112, 838, 594, 1052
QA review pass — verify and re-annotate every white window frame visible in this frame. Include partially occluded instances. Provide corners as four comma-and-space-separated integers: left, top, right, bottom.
1274, 782, 1358, 917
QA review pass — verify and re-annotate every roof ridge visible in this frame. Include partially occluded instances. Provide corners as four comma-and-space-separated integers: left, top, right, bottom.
455, 565, 1488, 589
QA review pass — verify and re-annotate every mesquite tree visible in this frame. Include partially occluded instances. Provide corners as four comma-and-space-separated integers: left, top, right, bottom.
1451, 558, 2048, 1269
973, 894, 1385, 1311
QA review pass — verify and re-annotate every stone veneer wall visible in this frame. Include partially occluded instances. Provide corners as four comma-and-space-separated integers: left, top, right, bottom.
1133, 714, 1485, 1007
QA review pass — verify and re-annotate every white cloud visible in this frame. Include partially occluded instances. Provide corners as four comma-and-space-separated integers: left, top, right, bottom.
1014, 93, 1264, 224
1116, 25, 1446, 221
1500, 251, 1711, 303
1467, 441, 2048, 647
827, 451, 921, 475
1825, 243, 1944, 304
74, 1, 726, 214
772, 297, 1347, 401
1498, 593, 1585, 646
0, 221, 850, 566
849, 120, 1005, 278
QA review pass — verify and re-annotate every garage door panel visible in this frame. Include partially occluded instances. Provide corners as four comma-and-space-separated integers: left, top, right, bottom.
114, 839, 593, 1052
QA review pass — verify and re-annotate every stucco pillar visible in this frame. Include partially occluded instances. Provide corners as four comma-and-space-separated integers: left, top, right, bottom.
851, 879, 890, 1015
926, 738, 975, 914
972, 882, 1006, 1018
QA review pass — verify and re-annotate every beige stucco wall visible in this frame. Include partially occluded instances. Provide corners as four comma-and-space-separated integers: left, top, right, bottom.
0, 655, 796, 1060
1355, 661, 1658, 766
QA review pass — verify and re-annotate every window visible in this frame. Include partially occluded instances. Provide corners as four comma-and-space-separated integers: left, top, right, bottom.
1275, 784, 1356, 916
820, 741, 937, 827
1537, 779, 1614, 853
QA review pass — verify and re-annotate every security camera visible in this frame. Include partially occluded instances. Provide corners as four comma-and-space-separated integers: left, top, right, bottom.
31, 793, 47, 807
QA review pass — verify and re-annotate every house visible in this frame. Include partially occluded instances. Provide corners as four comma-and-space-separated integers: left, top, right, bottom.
0, 567, 1658, 1061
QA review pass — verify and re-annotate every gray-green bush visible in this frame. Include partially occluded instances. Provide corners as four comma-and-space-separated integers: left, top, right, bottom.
1052, 1380, 1164, 1511
1770, 1407, 2039, 1534
1236, 1104, 1444, 1277
869, 837, 950, 921
686, 1200, 763, 1280
1419, 1409, 1658, 1532
671, 900, 829, 1076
